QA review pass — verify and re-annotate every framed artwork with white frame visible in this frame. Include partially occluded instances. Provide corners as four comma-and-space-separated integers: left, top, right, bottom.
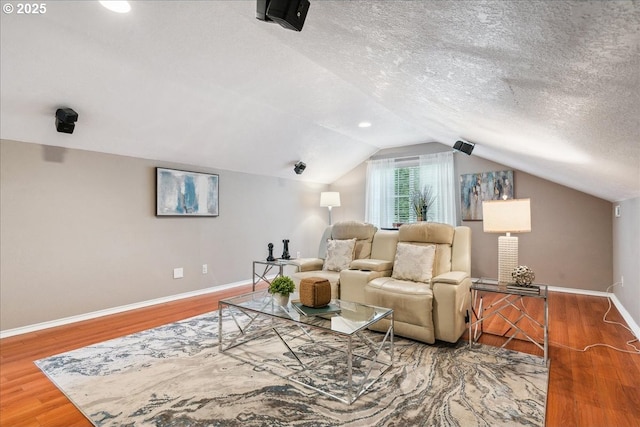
156, 167, 219, 217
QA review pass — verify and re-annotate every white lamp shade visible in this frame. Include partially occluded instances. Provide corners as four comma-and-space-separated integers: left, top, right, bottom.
320, 192, 341, 207
482, 198, 531, 233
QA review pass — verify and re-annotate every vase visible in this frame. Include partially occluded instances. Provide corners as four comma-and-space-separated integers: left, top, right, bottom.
273, 293, 290, 307
421, 205, 428, 221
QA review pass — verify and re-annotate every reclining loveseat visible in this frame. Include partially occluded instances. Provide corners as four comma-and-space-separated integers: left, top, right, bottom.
291, 220, 472, 344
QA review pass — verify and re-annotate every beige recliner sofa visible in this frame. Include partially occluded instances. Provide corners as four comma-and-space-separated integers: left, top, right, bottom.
293, 221, 472, 345
363, 223, 471, 344
290, 221, 377, 299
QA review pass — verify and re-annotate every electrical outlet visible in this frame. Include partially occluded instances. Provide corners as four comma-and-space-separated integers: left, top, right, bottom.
173, 267, 184, 279
202, 264, 208, 274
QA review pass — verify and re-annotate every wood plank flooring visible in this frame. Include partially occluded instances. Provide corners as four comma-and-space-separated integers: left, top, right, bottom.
1, 285, 639, 426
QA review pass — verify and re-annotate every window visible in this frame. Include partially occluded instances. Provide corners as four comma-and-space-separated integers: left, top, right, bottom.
365, 152, 456, 228
393, 165, 421, 223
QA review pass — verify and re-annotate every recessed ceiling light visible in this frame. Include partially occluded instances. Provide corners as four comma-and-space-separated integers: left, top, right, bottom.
358, 122, 372, 128
99, 1, 131, 13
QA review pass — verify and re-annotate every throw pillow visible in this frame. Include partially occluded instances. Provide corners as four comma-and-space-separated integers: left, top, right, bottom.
323, 238, 357, 272
391, 243, 436, 283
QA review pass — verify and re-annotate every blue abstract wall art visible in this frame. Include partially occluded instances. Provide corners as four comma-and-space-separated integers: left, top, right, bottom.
156, 168, 219, 217
460, 170, 513, 221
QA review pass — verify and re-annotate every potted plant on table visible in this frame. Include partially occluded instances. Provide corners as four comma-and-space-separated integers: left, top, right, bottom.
269, 276, 296, 307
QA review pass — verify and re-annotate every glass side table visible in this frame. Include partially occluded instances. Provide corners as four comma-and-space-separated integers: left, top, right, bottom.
252, 259, 300, 291
468, 278, 549, 364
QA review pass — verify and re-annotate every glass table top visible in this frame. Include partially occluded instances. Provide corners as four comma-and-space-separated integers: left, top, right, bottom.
219, 290, 393, 335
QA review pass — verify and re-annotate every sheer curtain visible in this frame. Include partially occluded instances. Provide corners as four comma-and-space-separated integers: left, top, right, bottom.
365, 152, 456, 228
365, 158, 395, 228
419, 151, 456, 225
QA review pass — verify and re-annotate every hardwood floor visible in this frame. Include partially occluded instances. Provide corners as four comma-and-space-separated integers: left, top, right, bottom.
1, 285, 639, 426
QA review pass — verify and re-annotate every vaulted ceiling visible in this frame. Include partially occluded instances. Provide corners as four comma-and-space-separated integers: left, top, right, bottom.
1, 1, 638, 201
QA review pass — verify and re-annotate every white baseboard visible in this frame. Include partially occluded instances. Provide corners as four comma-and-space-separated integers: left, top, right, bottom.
609, 293, 640, 340
0, 279, 252, 339
3, 279, 638, 341
546, 285, 608, 297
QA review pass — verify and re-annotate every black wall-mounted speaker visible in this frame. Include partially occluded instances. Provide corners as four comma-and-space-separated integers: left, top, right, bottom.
453, 140, 475, 155
294, 161, 306, 174
257, 0, 310, 32
55, 108, 78, 134
256, 0, 272, 21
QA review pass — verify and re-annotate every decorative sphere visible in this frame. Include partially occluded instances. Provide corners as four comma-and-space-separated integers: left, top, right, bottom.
512, 265, 535, 285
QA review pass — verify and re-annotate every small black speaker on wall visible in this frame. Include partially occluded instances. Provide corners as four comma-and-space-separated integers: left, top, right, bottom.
256, 0, 272, 21
294, 161, 306, 174
257, 0, 310, 32
453, 140, 475, 155
55, 108, 78, 134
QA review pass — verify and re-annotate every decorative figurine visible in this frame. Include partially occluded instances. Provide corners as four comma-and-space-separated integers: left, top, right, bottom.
281, 239, 290, 260
267, 243, 275, 261
512, 265, 536, 286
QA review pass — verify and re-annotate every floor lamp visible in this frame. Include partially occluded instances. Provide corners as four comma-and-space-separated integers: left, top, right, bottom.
482, 198, 531, 284
320, 192, 341, 225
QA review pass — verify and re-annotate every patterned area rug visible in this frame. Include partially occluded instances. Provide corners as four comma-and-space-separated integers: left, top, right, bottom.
36, 310, 548, 426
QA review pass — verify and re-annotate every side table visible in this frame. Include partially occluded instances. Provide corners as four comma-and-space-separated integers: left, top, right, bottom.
468, 278, 549, 364
252, 259, 299, 292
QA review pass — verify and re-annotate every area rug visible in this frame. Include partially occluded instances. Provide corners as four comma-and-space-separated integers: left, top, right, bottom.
35, 310, 548, 426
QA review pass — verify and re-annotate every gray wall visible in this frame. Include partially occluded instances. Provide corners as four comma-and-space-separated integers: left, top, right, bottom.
613, 197, 640, 329
332, 142, 614, 292
1, 140, 328, 330
3, 139, 635, 332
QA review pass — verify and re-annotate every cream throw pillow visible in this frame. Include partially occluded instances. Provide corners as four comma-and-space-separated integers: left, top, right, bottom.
323, 238, 357, 272
391, 243, 436, 283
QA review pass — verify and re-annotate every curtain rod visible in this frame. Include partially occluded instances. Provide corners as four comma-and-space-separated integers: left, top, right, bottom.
369, 151, 453, 162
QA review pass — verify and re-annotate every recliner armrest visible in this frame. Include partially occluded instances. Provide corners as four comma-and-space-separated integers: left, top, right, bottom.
289, 258, 324, 272
349, 259, 393, 272
432, 271, 469, 285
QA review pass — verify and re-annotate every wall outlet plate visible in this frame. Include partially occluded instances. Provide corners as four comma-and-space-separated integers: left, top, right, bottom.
173, 267, 184, 279
202, 264, 208, 274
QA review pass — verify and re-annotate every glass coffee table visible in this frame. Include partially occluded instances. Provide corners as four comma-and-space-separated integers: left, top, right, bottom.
218, 290, 394, 404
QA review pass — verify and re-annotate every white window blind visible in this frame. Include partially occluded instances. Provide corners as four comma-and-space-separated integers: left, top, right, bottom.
365, 151, 455, 228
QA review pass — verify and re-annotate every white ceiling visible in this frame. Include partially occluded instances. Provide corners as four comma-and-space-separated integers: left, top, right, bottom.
1, 1, 639, 202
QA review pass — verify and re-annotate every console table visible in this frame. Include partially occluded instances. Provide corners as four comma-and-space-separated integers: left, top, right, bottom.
252, 259, 299, 291
468, 278, 549, 364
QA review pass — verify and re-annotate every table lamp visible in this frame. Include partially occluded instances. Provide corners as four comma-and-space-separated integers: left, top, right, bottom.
320, 192, 341, 225
482, 198, 531, 284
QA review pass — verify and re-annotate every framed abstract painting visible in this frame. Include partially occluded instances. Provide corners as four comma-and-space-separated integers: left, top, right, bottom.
460, 170, 513, 221
156, 167, 219, 217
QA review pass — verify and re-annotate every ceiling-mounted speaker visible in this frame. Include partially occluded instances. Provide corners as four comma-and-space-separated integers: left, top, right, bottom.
257, 0, 310, 32
55, 108, 78, 134
453, 140, 475, 155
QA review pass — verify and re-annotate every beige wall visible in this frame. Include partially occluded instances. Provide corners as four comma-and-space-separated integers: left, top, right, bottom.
332, 142, 614, 291
1, 140, 328, 330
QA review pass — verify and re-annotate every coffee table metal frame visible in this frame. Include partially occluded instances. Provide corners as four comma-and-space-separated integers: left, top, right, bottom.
218, 291, 394, 404
468, 278, 549, 364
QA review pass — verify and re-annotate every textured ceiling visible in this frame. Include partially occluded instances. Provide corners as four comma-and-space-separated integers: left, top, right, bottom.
1, 1, 638, 201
